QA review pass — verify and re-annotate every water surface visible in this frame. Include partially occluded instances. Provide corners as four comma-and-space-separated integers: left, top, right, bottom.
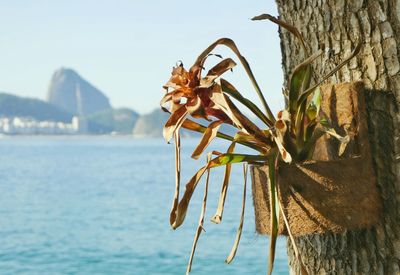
0, 136, 289, 274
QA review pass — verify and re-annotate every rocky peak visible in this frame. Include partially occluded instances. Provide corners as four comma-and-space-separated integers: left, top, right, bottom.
47, 67, 111, 116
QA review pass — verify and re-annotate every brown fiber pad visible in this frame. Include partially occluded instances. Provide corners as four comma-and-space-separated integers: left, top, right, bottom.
251, 82, 381, 236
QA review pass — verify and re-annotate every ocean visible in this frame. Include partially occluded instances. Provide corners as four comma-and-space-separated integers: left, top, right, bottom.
0, 136, 289, 274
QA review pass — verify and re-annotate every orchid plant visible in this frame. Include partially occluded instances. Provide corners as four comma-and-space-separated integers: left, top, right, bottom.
161, 14, 361, 275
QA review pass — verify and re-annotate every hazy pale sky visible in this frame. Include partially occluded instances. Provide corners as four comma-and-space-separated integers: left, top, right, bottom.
0, 1, 284, 115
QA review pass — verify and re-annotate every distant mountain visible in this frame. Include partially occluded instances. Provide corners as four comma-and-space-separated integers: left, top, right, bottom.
132, 109, 168, 137
87, 108, 139, 134
132, 108, 237, 138
47, 68, 111, 116
0, 92, 73, 122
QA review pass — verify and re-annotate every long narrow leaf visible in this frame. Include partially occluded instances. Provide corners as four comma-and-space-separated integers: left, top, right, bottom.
225, 163, 248, 264
267, 152, 279, 275
208, 153, 267, 168
221, 78, 273, 126
182, 119, 264, 153
172, 153, 267, 229
207, 58, 237, 78
298, 40, 362, 106
252, 14, 308, 54
234, 132, 269, 155
297, 127, 324, 161
163, 105, 188, 142
191, 120, 223, 159
209, 86, 248, 133
276, 190, 308, 275
288, 50, 322, 113
324, 128, 350, 156
270, 129, 292, 163
211, 142, 236, 224
171, 166, 208, 229
169, 132, 181, 226
218, 92, 273, 148
194, 38, 275, 123
200, 58, 237, 88
209, 85, 272, 148
186, 153, 212, 274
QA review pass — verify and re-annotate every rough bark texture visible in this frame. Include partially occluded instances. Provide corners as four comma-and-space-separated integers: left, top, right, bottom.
252, 83, 381, 237
275, 0, 400, 274
252, 156, 380, 236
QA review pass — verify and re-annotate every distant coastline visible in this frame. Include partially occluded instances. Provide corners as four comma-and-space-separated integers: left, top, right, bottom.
0, 67, 242, 138
0, 67, 167, 137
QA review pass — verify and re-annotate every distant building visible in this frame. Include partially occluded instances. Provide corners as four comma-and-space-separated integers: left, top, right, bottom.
72, 83, 88, 134
0, 116, 82, 135
72, 116, 88, 134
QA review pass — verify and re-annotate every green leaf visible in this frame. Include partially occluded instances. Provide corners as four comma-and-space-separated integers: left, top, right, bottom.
319, 117, 331, 128
208, 153, 267, 167
267, 152, 279, 275
304, 122, 317, 146
181, 119, 263, 153
305, 87, 321, 122
298, 40, 362, 107
171, 153, 267, 229
297, 127, 324, 161
306, 104, 317, 121
289, 64, 311, 112
210, 89, 273, 148
220, 78, 273, 126
294, 93, 309, 147
194, 38, 275, 124
288, 50, 322, 113
211, 142, 236, 224
233, 132, 269, 154
311, 87, 322, 115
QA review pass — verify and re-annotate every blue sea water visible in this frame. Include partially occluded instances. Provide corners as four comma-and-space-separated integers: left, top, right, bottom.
0, 136, 289, 274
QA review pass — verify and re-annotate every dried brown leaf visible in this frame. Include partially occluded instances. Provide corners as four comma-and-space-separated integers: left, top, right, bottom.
269, 129, 292, 163
171, 165, 208, 230
220, 78, 273, 126
169, 132, 181, 226
225, 163, 247, 264
172, 153, 266, 230
163, 105, 188, 142
191, 120, 224, 160
252, 14, 308, 54
209, 85, 246, 132
211, 142, 236, 224
207, 58, 237, 77
186, 153, 212, 274
181, 119, 264, 153
226, 96, 272, 146
194, 38, 275, 123
267, 153, 279, 275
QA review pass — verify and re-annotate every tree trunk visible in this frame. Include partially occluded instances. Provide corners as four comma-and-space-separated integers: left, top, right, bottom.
275, 1, 400, 274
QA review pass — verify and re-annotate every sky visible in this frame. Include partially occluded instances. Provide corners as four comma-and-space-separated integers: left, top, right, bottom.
0, 1, 284, 115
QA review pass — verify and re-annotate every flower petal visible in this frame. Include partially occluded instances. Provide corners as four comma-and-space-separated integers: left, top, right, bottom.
163, 105, 188, 142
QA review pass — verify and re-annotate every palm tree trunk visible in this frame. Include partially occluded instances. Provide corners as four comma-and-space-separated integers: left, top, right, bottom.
275, 1, 400, 274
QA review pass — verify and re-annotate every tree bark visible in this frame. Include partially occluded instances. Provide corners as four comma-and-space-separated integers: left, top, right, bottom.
275, 1, 400, 274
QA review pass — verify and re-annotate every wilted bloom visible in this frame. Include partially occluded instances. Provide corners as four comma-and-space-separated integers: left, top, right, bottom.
161, 59, 236, 142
